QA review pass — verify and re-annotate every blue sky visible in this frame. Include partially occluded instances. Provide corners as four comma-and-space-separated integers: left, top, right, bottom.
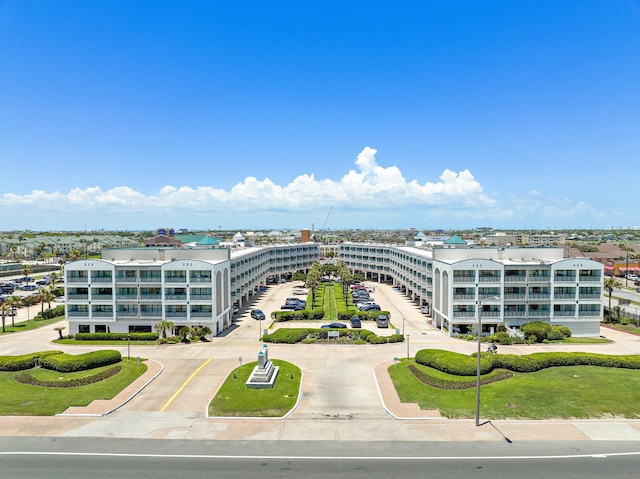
1, 1, 639, 232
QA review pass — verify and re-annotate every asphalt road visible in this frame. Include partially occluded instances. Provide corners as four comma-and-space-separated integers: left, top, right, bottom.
0, 438, 639, 479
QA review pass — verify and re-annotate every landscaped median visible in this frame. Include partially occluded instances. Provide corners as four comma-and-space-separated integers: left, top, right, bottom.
260, 327, 404, 345
0, 350, 148, 416
208, 359, 301, 417
389, 349, 640, 419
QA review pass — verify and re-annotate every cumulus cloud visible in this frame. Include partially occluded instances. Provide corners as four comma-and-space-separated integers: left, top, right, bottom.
0, 147, 599, 230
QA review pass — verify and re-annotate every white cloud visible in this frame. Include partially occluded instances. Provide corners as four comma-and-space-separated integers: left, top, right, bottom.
0, 147, 602, 230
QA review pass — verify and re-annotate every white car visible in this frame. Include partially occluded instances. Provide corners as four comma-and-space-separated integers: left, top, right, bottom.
292, 288, 308, 295
54, 296, 65, 303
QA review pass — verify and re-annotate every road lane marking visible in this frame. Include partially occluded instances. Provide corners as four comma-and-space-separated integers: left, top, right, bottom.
159, 358, 212, 412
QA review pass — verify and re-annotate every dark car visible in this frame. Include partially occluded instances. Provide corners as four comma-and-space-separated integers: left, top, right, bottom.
281, 303, 305, 311
376, 315, 389, 328
359, 303, 381, 311
250, 309, 266, 320
350, 317, 361, 328
321, 322, 347, 329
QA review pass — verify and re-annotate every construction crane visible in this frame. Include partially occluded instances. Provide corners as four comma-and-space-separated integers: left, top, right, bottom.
322, 206, 333, 232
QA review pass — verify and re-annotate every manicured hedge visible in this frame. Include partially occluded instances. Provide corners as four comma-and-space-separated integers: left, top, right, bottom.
34, 305, 65, 320
272, 310, 324, 322
414, 349, 640, 377
38, 350, 122, 373
407, 364, 514, 389
260, 327, 404, 345
0, 351, 63, 371
14, 366, 122, 388
414, 349, 494, 376
73, 332, 158, 341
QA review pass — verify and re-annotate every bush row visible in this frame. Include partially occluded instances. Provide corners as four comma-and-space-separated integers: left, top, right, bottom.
414, 349, 640, 377
34, 304, 65, 320
13, 366, 122, 388
407, 364, 514, 389
0, 351, 62, 371
260, 328, 404, 345
38, 350, 122, 373
73, 332, 158, 341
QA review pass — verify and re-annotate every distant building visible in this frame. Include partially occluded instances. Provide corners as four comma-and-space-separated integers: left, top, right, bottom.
144, 228, 181, 248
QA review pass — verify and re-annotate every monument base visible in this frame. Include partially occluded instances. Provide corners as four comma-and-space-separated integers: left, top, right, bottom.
246, 365, 279, 389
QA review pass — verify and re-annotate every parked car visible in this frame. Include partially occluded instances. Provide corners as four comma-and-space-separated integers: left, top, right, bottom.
281, 303, 305, 311
359, 303, 381, 311
292, 288, 308, 295
54, 296, 65, 303
251, 309, 265, 320
350, 317, 361, 328
376, 315, 389, 328
232, 305, 239, 315
321, 322, 347, 329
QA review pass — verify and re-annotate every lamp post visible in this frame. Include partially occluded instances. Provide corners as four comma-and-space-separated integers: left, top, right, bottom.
406, 334, 410, 360
127, 333, 131, 361
475, 295, 500, 427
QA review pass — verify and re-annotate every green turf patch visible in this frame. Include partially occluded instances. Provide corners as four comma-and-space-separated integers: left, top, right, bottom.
208, 359, 301, 417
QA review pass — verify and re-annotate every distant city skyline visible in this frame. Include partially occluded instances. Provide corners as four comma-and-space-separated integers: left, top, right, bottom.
2, 2, 638, 231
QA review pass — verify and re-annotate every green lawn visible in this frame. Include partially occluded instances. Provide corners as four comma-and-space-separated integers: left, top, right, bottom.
0, 316, 65, 335
208, 359, 301, 417
0, 359, 148, 416
389, 360, 640, 419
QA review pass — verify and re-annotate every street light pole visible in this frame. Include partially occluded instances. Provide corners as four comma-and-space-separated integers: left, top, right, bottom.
406, 334, 410, 360
127, 333, 131, 361
475, 295, 500, 427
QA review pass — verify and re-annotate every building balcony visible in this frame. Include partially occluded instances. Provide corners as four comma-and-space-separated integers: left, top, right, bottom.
67, 294, 89, 300
165, 277, 187, 283
453, 311, 476, 318
578, 310, 601, 317
529, 310, 551, 317
579, 293, 601, 299
190, 312, 213, 318
528, 276, 551, 282
504, 310, 526, 317
554, 293, 576, 299
478, 276, 501, 283
554, 311, 576, 317
139, 277, 162, 283
92, 311, 114, 318
453, 276, 475, 283
579, 276, 601, 282
504, 277, 526, 283
140, 294, 162, 301
190, 294, 212, 301
115, 277, 138, 283
116, 294, 138, 300
166, 312, 188, 318
67, 276, 88, 283
554, 276, 576, 282
117, 311, 139, 318
91, 294, 113, 301
67, 311, 89, 317
190, 277, 212, 283
504, 294, 526, 300
453, 294, 475, 300
91, 277, 113, 283
140, 311, 162, 318
165, 295, 187, 301
528, 293, 550, 300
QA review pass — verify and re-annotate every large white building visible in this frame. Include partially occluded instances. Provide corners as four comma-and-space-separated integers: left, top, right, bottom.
339, 236, 603, 337
64, 243, 319, 336
65, 237, 604, 338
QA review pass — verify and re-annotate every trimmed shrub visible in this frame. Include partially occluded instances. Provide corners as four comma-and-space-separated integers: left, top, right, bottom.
73, 332, 158, 341
0, 351, 63, 371
38, 350, 122, 373
14, 366, 122, 388
521, 321, 552, 343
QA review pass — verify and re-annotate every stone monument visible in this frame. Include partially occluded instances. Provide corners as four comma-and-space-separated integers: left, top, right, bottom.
246, 344, 279, 389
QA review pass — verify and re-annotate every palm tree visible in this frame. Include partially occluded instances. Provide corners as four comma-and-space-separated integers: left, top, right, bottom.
50, 272, 58, 286
0, 304, 8, 332
22, 264, 32, 286
5, 295, 22, 327
603, 277, 622, 320
54, 326, 66, 339
154, 319, 175, 338
39, 287, 56, 312
178, 326, 192, 343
